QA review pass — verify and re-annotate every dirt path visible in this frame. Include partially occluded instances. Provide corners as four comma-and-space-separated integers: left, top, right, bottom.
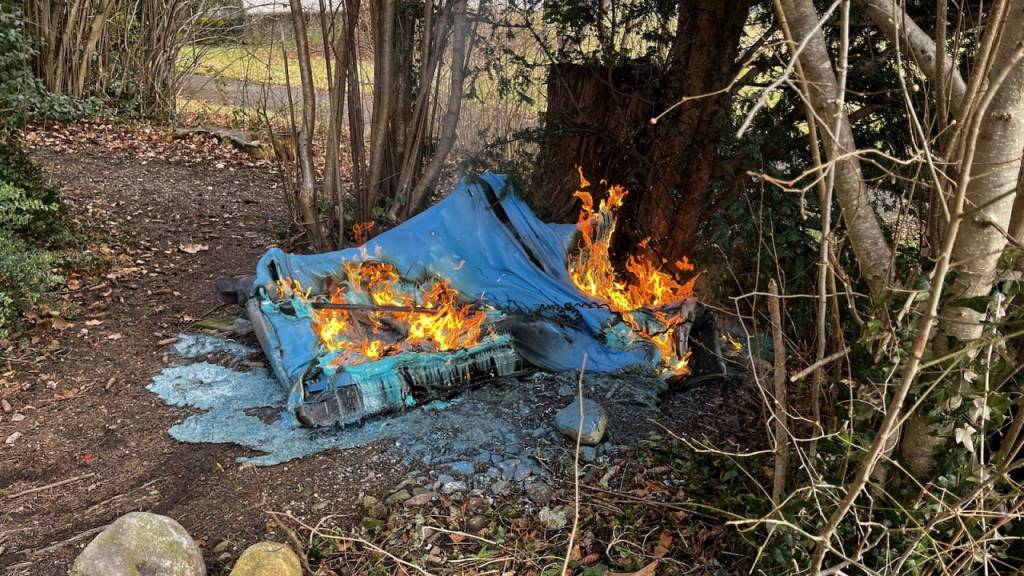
0, 130, 408, 575
1, 124, 764, 574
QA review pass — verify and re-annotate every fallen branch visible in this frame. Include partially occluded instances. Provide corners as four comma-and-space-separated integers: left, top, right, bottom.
171, 126, 262, 151
29, 524, 107, 557
789, 347, 851, 382
6, 472, 97, 499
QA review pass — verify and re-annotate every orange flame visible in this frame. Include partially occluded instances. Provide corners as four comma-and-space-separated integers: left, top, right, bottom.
566, 168, 697, 375
278, 261, 488, 366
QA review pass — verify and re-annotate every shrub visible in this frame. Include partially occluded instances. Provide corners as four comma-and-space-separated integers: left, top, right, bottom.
0, 5, 73, 341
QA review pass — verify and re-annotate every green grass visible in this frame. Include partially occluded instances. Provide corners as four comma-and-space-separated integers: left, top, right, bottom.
179, 43, 335, 91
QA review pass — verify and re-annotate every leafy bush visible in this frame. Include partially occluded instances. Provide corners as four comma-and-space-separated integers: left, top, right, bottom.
0, 5, 72, 341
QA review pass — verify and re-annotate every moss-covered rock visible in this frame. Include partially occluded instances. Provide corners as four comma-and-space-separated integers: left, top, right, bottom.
229, 541, 301, 576
71, 512, 205, 576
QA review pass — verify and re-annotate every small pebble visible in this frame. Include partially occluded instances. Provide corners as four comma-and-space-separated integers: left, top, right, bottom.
448, 461, 474, 476
466, 514, 488, 532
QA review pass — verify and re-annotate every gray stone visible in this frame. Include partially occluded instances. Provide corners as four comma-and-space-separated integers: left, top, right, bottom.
229, 541, 301, 576
580, 446, 597, 463
490, 479, 511, 495
71, 512, 205, 576
530, 426, 550, 438
538, 506, 568, 530
499, 459, 519, 479
385, 489, 411, 504
557, 384, 574, 397
404, 491, 439, 506
449, 461, 475, 476
554, 398, 608, 445
513, 459, 539, 481
474, 450, 492, 464
526, 482, 554, 505
485, 466, 500, 478
441, 481, 467, 494
466, 514, 489, 533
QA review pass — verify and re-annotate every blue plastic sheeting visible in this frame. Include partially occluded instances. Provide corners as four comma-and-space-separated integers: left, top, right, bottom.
147, 354, 531, 467
173, 333, 255, 360
250, 174, 669, 423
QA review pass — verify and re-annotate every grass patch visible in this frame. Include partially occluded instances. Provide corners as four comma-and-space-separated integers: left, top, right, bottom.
179, 43, 333, 90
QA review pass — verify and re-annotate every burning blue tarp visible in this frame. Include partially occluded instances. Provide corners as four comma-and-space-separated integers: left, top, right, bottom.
245, 173, 698, 427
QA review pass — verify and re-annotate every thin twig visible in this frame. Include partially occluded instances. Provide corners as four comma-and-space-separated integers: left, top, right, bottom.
790, 347, 852, 382
561, 353, 587, 575
6, 472, 97, 499
737, 0, 842, 138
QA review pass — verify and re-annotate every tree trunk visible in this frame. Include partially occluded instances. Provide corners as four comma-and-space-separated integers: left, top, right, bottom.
621, 0, 752, 262
936, 2, 1024, 348
857, 0, 967, 111
397, 0, 470, 220
902, 0, 1024, 479
528, 63, 659, 224
366, 0, 396, 216
288, 0, 327, 249
531, 0, 750, 264
777, 0, 893, 301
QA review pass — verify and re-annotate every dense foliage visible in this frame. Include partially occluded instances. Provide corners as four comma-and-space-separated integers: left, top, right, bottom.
0, 5, 70, 341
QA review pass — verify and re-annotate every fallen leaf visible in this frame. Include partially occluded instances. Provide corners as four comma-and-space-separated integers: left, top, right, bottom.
51, 317, 73, 331
653, 531, 673, 557
610, 561, 658, 576
107, 333, 123, 340
85, 319, 104, 326
178, 243, 209, 254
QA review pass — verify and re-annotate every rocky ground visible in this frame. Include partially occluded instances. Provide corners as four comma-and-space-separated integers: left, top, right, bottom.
0, 122, 764, 575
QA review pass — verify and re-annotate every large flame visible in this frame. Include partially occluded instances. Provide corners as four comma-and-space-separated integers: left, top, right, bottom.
567, 167, 697, 375
276, 261, 488, 366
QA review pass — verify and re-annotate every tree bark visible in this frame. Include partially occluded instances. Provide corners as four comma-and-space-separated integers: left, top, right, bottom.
366, 0, 396, 216
288, 0, 327, 249
528, 63, 659, 224
857, 0, 967, 111
776, 0, 893, 301
621, 0, 753, 262
768, 279, 790, 504
394, 0, 470, 220
901, 0, 1024, 480
936, 2, 1024, 348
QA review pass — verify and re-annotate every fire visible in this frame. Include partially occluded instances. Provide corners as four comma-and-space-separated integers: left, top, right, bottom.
567, 167, 697, 375
276, 261, 489, 366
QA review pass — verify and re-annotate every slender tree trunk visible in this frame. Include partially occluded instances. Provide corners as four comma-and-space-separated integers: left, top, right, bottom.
776, 0, 893, 301
902, 0, 1024, 479
288, 0, 327, 249
75, 0, 114, 97
325, 2, 351, 247
366, 0, 396, 217
396, 0, 470, 220
768, 280, 790, 504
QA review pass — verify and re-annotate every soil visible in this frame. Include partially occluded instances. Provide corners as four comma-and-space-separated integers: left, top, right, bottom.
0, 124, 763, 575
